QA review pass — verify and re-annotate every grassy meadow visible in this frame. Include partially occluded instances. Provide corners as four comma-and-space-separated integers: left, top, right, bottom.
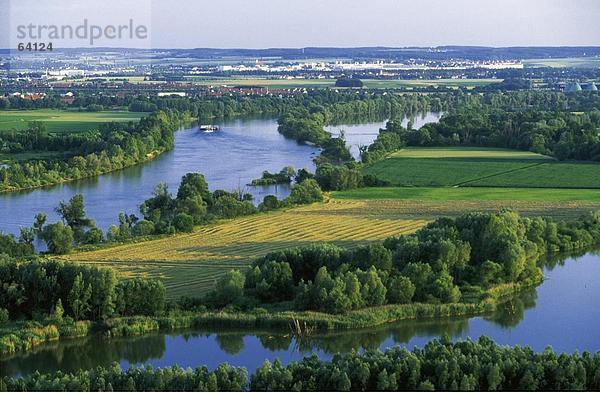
0, 110, 146, 133
64, 201, 427, 298
364, 147, 599, 188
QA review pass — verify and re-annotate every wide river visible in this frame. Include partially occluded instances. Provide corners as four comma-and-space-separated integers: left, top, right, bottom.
0, 113, 439, 237
1, 251, 599, 377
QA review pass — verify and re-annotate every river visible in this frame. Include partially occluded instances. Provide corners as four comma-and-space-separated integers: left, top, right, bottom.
1, 250, 599, 377
0, 113, 440, 237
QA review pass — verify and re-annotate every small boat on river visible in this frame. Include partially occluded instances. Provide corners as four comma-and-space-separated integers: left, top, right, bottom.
200, 125, 220, 133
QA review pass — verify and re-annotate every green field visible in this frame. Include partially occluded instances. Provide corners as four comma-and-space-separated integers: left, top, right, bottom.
523, 57, 600, 68
0, 150, 74, 163
364, 147, 599, 188
334, 187, 600, 203
0, 110, 146, 133
462, 162, 600, 188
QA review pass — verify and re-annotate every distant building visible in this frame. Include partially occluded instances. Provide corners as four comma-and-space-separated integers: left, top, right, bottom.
157, 92, 187, 97
582, 83, 598, 91
565, 82, 582, 92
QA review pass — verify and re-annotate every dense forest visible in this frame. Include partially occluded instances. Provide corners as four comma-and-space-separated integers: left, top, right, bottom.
3, 336, 600, 391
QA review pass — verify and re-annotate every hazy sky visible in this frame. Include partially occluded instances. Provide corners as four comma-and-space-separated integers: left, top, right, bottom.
2, 0, 600, 48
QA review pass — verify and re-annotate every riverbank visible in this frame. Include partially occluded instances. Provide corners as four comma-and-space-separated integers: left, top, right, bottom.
0, 111, 192, 194
0, 280, 528, 356
0, 148, 166, 194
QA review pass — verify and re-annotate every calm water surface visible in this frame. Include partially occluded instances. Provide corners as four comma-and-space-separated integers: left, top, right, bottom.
326, 112, 441, 159
2, 251, 599, 377
0, 118, 316, 236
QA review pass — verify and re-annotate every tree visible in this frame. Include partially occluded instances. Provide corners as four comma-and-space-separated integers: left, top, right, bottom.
402, 262, 433, 301
213, 270, 245, 307
50, 298, 64, 322
286, 179, 323, 205
69, 273, 92, 320
358, 267, 386, 307
260, 195, 280, 211
40, 222, 74, 254
246, 261, 294, 302
351, 244, 392, 271
116, 278, 166, 316
387, 275, 416, 304
176, 172, 212, 205
430, 270, 461, 303
174, 212, 194, 232
55, 194, 94, 242
18, 227, 35, 246
0, 308, 9, 325
133, 220, 155, 236
486, 364, 502, 391
83, 227, 104, 244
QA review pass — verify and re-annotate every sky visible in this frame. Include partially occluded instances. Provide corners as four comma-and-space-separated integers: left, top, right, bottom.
1, 0, 600, 48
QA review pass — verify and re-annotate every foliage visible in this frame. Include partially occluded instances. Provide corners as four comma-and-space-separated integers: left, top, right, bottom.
285, 179, 323, 205
250, 166, 295, 186
0, 110, 186, 192
231, 210, 600, 314
0, 257, 165, 321
335, 77, 364, 88
5, 337, 600, 391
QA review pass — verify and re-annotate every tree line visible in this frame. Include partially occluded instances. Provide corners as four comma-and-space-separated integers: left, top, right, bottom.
0, 171, 324, 256
0, 256, 165, 323
312, 90, 600, 191
0, 110, 187, 192
3, 336, 600, 391
202, 209, 600, 314
376, 91, 600, 162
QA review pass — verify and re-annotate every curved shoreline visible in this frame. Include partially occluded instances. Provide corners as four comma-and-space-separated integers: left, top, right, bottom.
0, 280, 528, 357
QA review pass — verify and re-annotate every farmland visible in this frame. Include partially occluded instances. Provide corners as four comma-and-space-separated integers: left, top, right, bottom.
64, 200, 428, 298
333, 186, 600, 203
364, 147, 600, 188
0, 110, 146, 133
523, 56, 600, 68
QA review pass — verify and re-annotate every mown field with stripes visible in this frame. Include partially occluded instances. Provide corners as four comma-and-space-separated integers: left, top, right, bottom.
63, 200, 428, 299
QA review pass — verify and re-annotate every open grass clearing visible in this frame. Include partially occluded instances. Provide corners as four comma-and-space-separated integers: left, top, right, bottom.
0, 110, 146, 133
364, 147, 599, 188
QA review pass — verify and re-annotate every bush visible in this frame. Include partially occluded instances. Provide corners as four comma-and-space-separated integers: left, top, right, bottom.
83, 227, 104, 244
386, 276, 416, 304
212, 270, 245, 307
133, 219, 155, 236
174, 212, 194, 232
0, 308, 8, 325
286, 179, 323, 205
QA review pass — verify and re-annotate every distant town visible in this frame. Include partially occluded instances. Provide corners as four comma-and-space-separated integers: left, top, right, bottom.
1, 46, 599, 101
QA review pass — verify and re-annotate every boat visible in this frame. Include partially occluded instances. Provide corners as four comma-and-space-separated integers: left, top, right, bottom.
199, 125, 220, 132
